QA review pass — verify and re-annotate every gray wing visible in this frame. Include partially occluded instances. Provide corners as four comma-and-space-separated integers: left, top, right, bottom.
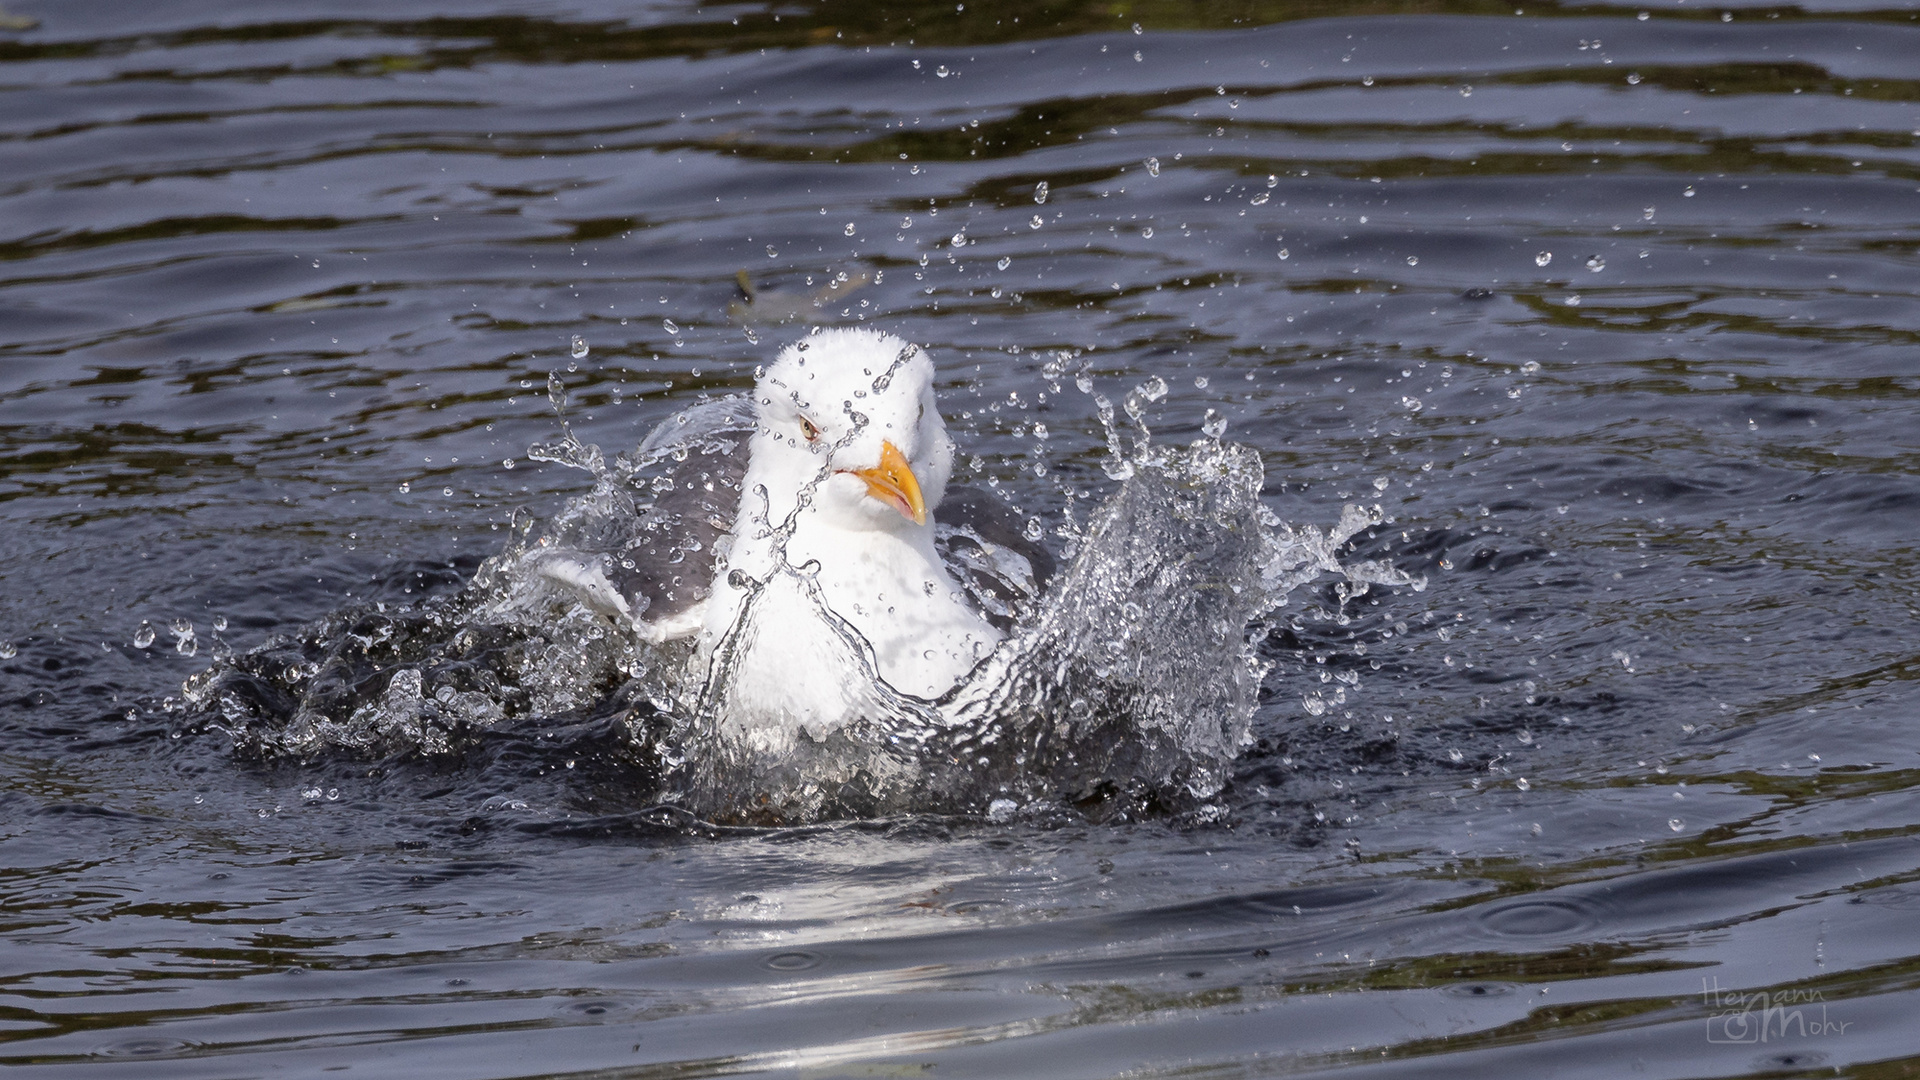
934, 484, 1057, 634
530, 396, 754, 639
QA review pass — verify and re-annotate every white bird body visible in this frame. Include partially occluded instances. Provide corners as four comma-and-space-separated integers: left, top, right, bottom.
694, 329, 1000, 746
527, 328, 1018, 750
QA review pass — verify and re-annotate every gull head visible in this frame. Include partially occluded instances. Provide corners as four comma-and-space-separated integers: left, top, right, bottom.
748, 328, 954, 533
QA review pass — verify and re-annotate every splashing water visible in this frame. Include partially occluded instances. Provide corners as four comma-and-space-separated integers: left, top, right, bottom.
177, 393, 1420, 823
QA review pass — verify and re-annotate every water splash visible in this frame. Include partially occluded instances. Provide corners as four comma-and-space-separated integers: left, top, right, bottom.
178, 396, 1420, 823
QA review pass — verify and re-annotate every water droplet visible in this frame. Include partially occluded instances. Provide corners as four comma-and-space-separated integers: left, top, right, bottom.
1406, 255, 1418, 266
1144, 157, 1161, 177
997, 256, 1011, 270
1459, 84, 1472, 97
1141, 226, 1154, 239
502, 458, 516, 470
1277, 248, 1290, 260
1683, 186, 1695, 197
1033, 181, 1049, 205
1637, 10, 1649, 18
398, 481, 411, 494
1132, 21, 1143, 33
663, 318, 679, 334
1516, 778, 1531, 791
844, 222, 856, 236
133, 624, 156, 649
1023, 518, 1043, 542
569, 334, 588, 360
1250, 192, 1269, 206
1668, 818, 1684, 832
766, 244, 778, 258
0, 641, 15, 660
1626, 72, 1641, 85
936, 65, 950, 77
1133, 50, 1142, 62
1029, 214, 1044, 229
547, 372, 567, 408
1520, 360, 1541, 374
1362, 75, 1374, 86
442, 487, 453, 497
950, 232, 966, 247
1202, 410, 1228, 438
1535, 251, 1552, 267
1585, 255, 1606, 273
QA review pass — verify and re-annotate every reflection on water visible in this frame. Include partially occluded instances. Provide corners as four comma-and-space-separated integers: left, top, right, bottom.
4, 0, 1920, 1075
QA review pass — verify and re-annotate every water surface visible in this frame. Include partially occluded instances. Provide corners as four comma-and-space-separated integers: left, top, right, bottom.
5, 1, 1920, 1076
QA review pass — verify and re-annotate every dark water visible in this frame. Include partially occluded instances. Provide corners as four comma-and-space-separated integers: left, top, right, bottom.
6, 0, 1920, 1075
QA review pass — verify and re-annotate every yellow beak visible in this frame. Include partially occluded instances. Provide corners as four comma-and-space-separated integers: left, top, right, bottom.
848, 440, 927, 525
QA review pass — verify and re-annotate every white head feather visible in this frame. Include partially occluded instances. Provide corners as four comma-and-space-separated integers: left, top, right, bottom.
739, 327, 953, 532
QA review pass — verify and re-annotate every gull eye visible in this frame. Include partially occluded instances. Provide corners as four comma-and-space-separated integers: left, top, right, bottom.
798, 416, 819, 442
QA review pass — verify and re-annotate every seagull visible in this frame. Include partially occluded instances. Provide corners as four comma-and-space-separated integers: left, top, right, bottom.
529, 328, 1051, 746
